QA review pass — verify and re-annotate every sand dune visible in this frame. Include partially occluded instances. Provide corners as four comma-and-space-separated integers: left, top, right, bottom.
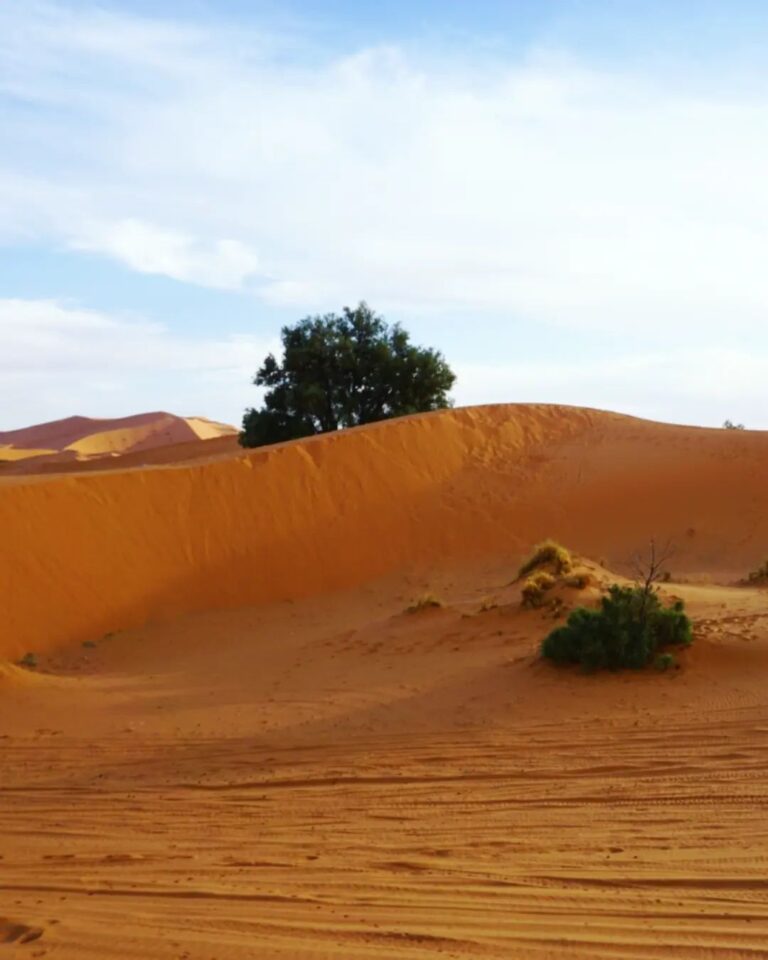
2, 403, 768, 958
2, 403, 767, 660
0, 411, 236, 472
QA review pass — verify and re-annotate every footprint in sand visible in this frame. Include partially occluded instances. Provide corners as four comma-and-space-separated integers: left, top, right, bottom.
0, 918, 43, 945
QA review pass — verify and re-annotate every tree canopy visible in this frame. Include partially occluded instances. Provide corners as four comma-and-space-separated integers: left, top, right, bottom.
240, 303, 456, 448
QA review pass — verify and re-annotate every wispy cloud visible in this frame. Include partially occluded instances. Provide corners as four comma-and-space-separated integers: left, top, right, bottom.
1, 1, 767, 427
72, 220, 261, 290
2, 1, 768, 337
455, 349, 768, 427
0, 298, 273, 426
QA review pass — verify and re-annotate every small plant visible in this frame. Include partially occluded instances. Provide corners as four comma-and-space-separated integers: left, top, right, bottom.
479, 596, 498, 612
654, 652, 676, 671
407, 593, 443, 613
518, 539, 572, 578
748, 560, 768, 583
654, 600, 692, 647
82, 640, 97, 649
521, 571, 556, 608
17, 652, 38, 669
541, 584, 692, 671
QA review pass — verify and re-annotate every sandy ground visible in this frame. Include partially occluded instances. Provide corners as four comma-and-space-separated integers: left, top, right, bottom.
2, 404, 768, 957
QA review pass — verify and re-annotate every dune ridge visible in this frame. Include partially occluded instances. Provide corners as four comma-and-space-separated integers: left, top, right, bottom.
3, 403, 768, 660
0, 411, 236, 471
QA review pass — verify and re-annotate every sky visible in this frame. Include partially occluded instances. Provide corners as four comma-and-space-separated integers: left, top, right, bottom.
1, 0, 767, 429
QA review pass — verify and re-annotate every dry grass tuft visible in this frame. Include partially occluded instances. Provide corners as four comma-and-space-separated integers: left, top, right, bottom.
521, 571, 556, 609
518, 539, 572, 579
407, 593, 443, 613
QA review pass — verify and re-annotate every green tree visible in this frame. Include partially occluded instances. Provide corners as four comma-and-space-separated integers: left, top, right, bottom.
240, 303, 456, 447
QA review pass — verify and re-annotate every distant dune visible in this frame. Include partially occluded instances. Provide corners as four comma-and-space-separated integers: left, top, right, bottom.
0, 411, 237, 474
2, 402, 767, 659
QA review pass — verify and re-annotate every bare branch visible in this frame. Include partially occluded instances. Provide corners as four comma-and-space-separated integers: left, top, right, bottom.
627, 538, 676, 619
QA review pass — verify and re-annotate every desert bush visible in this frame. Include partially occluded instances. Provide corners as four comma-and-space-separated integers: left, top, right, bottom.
521, 571, 556, 608
748, 560, 768, 583
407, 593, 443, 613
654, 652, 676, 671
653, 601, 692, 647
518, 539, 572, 578
541, 584, 691, 671
723, 419, 745, 430
17, 652, 38, 669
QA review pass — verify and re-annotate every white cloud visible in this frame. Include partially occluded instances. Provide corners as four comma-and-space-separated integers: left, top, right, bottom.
0, 2, 767, 429
0, 298, 273, 427
1, 2, 768, 339
454, 349, 768, 428
72, 220, 261, 290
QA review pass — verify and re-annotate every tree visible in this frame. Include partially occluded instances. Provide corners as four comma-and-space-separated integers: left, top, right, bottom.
723, 419, 745, 430
240, 303, 456, 447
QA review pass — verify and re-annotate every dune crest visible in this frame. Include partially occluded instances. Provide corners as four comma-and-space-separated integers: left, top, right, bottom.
0, 411, 236, 471
2, 403, 768, 660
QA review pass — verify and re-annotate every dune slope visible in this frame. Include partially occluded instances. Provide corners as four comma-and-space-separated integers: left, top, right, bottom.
3, 403, 768, 660
0, 411, 236, 471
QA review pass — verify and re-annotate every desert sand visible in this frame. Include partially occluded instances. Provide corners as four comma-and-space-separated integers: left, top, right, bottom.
0, 412, 236, 474
2, 403, 768, 958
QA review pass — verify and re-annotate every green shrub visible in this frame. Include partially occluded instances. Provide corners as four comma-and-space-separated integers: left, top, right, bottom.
653, 601, 692, 647
748, 560, 768, 583
518, 539, 572, 578
18, 652, 38, 669
541, 584, 692, 671
521, 571, 556, 608
654, 652, 676, 671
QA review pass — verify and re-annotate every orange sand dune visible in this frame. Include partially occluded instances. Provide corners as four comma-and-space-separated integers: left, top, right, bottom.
2, 403, 768, 660
2, 432, 241, 476
2, 560, 768, 958
4, 403, 768, 958
0, 411, 236, 470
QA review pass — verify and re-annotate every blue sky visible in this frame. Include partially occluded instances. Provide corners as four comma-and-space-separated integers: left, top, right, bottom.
1, 1, 767, 429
